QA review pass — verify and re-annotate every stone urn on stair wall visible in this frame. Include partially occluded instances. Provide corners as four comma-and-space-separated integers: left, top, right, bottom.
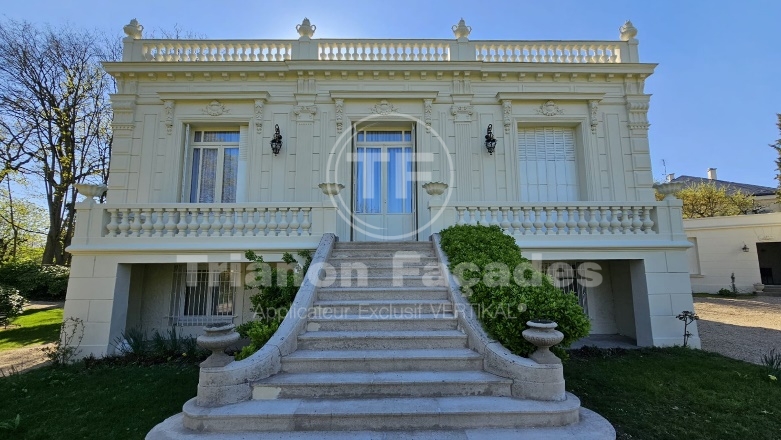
197, 323, 240, 368
522, 319, 564, 365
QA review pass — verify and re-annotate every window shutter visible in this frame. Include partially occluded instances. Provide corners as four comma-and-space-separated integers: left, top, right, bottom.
518, 127, 578, 201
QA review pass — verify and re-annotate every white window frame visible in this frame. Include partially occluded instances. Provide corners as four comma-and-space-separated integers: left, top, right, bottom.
517, 127, 580, 202
186, 129, 241, 203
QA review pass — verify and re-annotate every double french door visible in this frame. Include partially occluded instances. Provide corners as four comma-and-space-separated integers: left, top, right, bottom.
352, 130, 415, 241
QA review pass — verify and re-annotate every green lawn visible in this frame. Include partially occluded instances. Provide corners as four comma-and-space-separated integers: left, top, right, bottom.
565, 347, 781, 440
0, 347, 778, 439
0, 308, 63, 351
0, 363, 198, 439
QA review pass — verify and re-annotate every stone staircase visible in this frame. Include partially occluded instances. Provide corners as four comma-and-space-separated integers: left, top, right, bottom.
149, 240, 614, 439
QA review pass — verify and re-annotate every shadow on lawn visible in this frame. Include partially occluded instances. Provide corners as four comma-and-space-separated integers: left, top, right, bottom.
0, 309, 62, 349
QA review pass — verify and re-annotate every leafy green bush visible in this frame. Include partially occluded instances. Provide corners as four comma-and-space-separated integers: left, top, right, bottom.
0, 285, 25, 326
0, 261, 69, 299
234, 250, 312, 361
439, 224, 590, 358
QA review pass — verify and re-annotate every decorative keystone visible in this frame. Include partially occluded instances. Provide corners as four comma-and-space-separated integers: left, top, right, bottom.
123, 18, 143, 40
296, 18, 317, 39
422, 182, 448, 198
452, 18, 472, 41
652, 181, 684, 200
522, 320, 564, 365
75, 183, 107, 203
318, 182, 344, 195
619, 20, 637, 41
197, 323, 240, 368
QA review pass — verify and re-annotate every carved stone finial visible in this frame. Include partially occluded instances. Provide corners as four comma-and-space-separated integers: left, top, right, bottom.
619, 20, 637, 41
123, 18, 143, 40
296, 17, 316, 39
452, 18, 472, 40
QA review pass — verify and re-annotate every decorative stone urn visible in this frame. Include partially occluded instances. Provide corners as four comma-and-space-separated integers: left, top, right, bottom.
123, 18, 143, 40
296, 18, 316, 39
619, 20, 638, 41
452, 18, 472, 40
318, 182, 344, 196
522, 320, 564, 365
653, 181, 684, 200
197, 323, 240, 368
74, 183, 107, 203
422, 182, 448, 198
754, 283, 765, 293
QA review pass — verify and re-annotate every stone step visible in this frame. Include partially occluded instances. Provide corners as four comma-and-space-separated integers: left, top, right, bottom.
312, 299, 453, 316
334, 241, 433, 249
318, 275, 447, 288
252, 370, 513, 399
317, 286, 449, 301
280, 348, 484, 373
178, 395, 584, 433
320, 266, 443, 278
330, 249, 437, 259
297, 330, 467, 350
326, 256, 440, 267
306, 314, 458, 332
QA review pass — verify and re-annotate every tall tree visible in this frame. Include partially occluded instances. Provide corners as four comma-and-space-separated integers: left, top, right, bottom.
0, 20, 115, 265
771, 113, 781, 202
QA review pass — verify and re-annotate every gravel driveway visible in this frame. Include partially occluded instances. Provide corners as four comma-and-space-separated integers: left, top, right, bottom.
693, 295, 781, 365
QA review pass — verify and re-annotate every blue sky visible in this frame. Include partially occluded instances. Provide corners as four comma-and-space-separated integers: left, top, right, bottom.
4, 0, 780, 187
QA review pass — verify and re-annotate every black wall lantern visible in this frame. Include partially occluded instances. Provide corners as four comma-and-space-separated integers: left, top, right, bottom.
484, 124, 497, 155
270, 124, 283, 155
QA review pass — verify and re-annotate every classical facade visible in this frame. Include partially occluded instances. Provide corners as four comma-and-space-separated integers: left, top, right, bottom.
64, 18, 698, 359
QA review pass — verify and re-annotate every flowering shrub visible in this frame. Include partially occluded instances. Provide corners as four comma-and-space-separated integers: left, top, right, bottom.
0, 285, 24, 326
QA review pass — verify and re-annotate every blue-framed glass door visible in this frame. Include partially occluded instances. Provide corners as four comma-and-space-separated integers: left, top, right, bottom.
353, 130, 415, 241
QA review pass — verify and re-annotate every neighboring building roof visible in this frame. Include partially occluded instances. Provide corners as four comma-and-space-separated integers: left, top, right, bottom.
671, 175, 777, 197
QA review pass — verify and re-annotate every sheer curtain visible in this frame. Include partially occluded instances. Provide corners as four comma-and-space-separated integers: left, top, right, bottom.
355, 147, 382, 213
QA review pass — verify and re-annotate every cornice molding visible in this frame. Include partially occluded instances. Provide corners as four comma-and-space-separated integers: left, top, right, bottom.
496, 92, 605, 102
156, 91, 270, 101
329, 90, 439, 100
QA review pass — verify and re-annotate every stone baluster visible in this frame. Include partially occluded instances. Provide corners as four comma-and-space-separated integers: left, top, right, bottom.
642, 206, 655, 233
152, 208, 165, 237
456, 207, 466, 225
176, 208, 188, 237
129, 209, 142, 237
544, 207, 556, 235
222, 208, 234, 237
632, 206, 643, 234
468, 207, 479, 225
289, 208, 300, 236
245, 208, 257, 236
490, 207, 500, 228
510, 207, 522, 236
481, 208, 490, 226
577, 206, 589, 235
566, 207, 578, 235
610, 207, 622, 234
140, 208, 154, 237
234, 208, 245, 237
301, 208, 312, 235
255, 208, 266, 236
163, 208, 177, 237
106, 209, 119, 237
191, 208, 204, 237
267, 208, 278, 236
278, 208, 290, 236
599, 207, 611, 234
533, 207, 544, 235
521, 208, 533, 235
500, 207, 512, 233
555, 207, 567, 235
620, 208, 633, 234
588, 207, 600, 235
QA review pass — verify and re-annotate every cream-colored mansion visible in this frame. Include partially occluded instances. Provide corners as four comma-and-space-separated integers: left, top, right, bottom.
65, 18, 698, 358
